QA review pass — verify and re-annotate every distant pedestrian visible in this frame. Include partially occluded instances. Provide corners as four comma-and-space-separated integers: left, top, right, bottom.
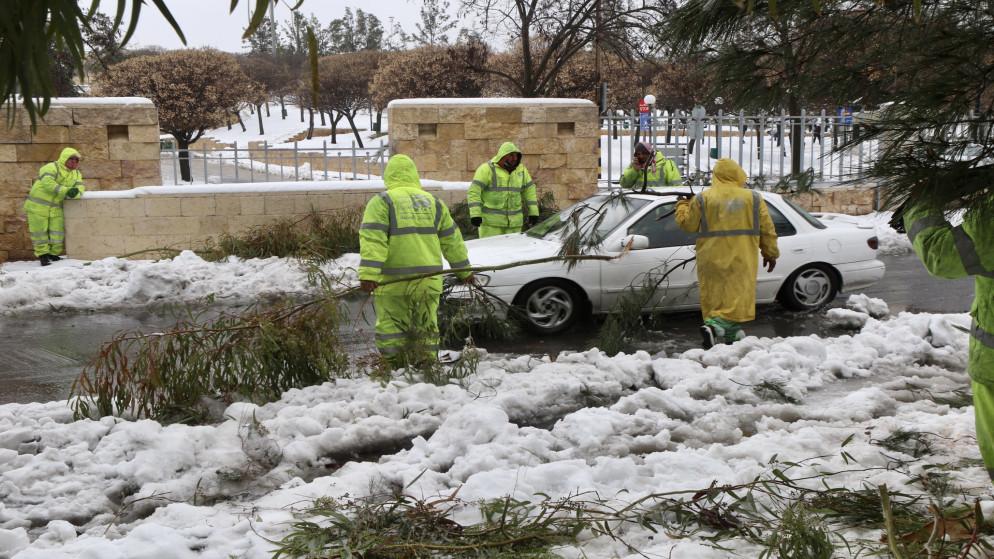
619, 142, 683, 191
674, 158, 779, 348
23, 148, 85, 266
813, 123, 822, 144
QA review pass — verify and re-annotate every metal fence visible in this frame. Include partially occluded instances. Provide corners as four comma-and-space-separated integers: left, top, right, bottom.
598, 109, 878, 188
159, 139, 390, 185
158, 110, 877, 187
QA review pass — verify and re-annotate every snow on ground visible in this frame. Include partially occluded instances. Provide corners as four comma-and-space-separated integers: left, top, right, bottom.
0, 214, 989, 558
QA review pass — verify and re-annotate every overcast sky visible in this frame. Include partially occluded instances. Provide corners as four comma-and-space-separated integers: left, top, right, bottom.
104, 0, 439, 53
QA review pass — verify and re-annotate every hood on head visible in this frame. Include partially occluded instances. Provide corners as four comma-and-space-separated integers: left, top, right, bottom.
58, 147, 81, 167
383, 154, 422, 190
493, 141, 522, 163
711, 158, 747, 188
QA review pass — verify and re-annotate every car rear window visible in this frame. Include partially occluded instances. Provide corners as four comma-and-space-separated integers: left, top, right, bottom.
781, 197, 827, 229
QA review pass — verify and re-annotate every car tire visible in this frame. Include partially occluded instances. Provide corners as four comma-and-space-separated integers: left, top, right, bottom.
778, 264, 839, 311
515, 279, 586, 335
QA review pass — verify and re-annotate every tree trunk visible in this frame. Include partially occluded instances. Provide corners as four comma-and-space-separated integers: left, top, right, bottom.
265, 103, 271, 117
345, 113, 364, 148
177, 140, 193, 183
331, 113, 344, 143
280, 96, 286, 119
256, 104, 265, 135
319, 110, 326, 126
235, 110, 247, 133
300, 106, 305, 123
306, 108, 315, 140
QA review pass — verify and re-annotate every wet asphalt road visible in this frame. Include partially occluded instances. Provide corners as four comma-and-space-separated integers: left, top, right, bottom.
0, 252, 974, 406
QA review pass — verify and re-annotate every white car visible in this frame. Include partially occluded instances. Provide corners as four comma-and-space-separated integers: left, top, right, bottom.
462, 189, 886, 334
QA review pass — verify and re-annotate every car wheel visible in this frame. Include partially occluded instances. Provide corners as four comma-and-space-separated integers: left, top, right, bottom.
778, 264, 839, 311
515, 279, 585, 335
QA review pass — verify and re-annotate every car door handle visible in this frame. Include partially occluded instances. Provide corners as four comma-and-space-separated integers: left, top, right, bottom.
791, 247, 806, 253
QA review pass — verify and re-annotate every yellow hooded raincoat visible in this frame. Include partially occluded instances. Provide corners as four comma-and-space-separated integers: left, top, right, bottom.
23, 147, 85, 257
468, 141, 538, 237
675, 159, 779, 322
358, 155, 471, 363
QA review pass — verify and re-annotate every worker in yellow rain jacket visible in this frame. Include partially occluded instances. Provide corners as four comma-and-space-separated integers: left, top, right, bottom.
904, 202, 994, 481
675, 158, 779, 348
619, 142, 683, 190
359, 154, 473, 368
468, 141, 539, 238
23, 147, 85, 266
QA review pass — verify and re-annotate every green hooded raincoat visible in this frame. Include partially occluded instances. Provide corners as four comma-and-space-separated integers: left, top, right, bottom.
23, 147, 85, 257
468, 142, 539, 237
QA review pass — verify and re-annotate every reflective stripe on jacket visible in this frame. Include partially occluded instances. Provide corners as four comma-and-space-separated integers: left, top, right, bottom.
359, 154, 470, 295
23, 147, 85, 214
619, 151, 683, 189
905, 204, 994, 386
468, 141, 538, 229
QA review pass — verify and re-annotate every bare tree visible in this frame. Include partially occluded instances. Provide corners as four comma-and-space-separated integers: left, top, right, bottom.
457, 0, 672, 97
316, 51, 387, 147
94, 49, 254, 182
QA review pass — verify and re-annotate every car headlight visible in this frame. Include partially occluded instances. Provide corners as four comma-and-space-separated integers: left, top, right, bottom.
472, 273, 491, 287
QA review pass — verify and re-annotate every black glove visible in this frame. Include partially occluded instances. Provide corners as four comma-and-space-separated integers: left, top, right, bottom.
471, 217, 482, 227
528, 215, 540, 227
65, 187, 79, 199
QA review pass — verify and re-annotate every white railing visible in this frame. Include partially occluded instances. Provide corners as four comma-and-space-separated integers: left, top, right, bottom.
598, 109, 878, 188
159, 139, 390, 185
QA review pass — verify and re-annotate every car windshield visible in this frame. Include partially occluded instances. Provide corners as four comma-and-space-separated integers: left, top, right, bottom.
527, 195, 651, 242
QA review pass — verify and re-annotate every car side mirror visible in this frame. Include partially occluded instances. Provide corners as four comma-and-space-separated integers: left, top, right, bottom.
621, 234, 650, 250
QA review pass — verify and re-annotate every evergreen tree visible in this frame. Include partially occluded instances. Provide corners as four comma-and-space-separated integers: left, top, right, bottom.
328, 8, 383, 53
412, 0, 457, 46
383, 17, 410, 51
243, 17, 283, 55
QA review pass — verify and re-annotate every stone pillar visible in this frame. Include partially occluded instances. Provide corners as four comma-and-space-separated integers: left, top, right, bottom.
387, 99, 599, 207
0, 97, 161, 261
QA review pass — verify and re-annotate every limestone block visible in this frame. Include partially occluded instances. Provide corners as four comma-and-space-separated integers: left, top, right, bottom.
71, 142, 110, 160
0, 145, 16, 162
82, 160, 124, 179
128, 125, 162, 143
519, 137, 561, 154
568, 183, 598, 201
215, 196, 242, 216
519, 106, 547, 124
464, 125, 502, 140
181, 197, 216, 216
567, 152, 598, 169
431, 170, 467, 182
487, 107, 523, 124
416, 154, 438, 173
133, 216, 200, 236
109, 141, 159, 161
539, 153, 566, 169
68, 126, 109, 144
116, 199, 146, 218
436, 153, 468, 172
240, 196, 266, 215
574, 121, 599, 138
10, 106, 73, 126
84, 199, 123, 219
72, 106, 158, 126
437, 123, 465, 140
450, 139, 491, 158
523, 123, 557, 138
29, 126, 70, 144
199, 215, 230, 236
0, 196, 20, 215
345, 191, 378, 207
133, 176, 165, 188
389, 106, 440, 124
304, 190, 346, 210
95, 177, 135, 190
438, 106, 486, 124
90, 218, 135, 238
530, 169, 556, 188
15, 144, 64, 162
560, 137, 597, 153
70, 235, 126, 260
497, 123, 529, 140
121, 160, 161, 179
0, 162, 47, 182
547, 105, 595, 122
390, 123, 419, 141
146, 197, 183, 217
0, 126, 32, 144
264, 196, 295, 215
422, 139, 452, 154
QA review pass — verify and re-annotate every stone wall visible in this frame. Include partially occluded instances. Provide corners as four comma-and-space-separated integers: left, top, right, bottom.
64, 183, 467, 261
388, 99, 600, 205
794, 185, 879, 216
0, 97, 161, 261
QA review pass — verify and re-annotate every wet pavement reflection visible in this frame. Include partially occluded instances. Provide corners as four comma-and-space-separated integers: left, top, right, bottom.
0, 253, 974, 406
